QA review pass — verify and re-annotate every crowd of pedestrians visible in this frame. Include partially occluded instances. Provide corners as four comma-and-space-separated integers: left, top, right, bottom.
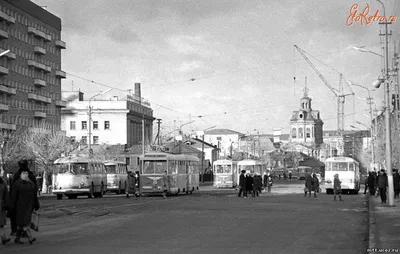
304, 173, 320, 198
363, 168, 400, 204
237, 170, 273, 198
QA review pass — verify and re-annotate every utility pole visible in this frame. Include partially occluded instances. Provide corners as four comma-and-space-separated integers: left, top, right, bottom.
378, 0, 394, 206
142, 114, 145, 155
155, 119, 162, 145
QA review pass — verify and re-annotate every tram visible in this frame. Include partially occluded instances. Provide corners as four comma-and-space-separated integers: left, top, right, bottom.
104, 160, 128, 194
52, 156, 107, 199
138, 152, 200, 196
237, 159, 269, 179
212, 160, 238, 188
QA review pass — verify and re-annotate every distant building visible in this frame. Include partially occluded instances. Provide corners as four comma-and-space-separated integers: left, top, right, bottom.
239, 134, 275, 159
289, 84, 324, 149
204, 128, 245, 159
0, 0, 66, 131
61, 83, 155, 147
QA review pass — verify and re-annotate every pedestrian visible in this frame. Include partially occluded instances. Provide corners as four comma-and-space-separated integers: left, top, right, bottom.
246, 173, 254, 197
263, 172, 268, 190
238, 170, 247, 198
35, 174, 43, 196
266, 174, 273, 193
253, 173, 262, 197
135, 171, 140, 190
0, 175, 10, 245
9, 160, 37, 237
311, 173, 319, 198
289, 171, 292, 181
393, 169, 400, 198
10, 166, 40, 244
367, 171, 376, 196
125, 171, 138, 199
377, 169, 388, 203
333, 174, 343, 201
304, 173, 313, 198
283, 172, 287, 180
363, 173, 368, 195
162, 171, 168, 198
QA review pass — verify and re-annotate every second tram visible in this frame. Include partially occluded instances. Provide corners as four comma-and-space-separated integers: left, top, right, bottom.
324, 157, 360, 194
212, 160, 238, 188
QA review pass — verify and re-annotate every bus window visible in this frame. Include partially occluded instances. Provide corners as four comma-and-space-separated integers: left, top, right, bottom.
56, 164, 69, 174
333, 162, 348, 171
349, 163, 354, 171
105, 165, 117, 174
70, 163, 89, 175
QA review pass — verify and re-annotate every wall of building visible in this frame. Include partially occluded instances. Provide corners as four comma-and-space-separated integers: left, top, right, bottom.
205, 133, 240, 158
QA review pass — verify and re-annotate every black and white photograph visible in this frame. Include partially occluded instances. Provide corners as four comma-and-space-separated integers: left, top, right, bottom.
0, 0, 399, 253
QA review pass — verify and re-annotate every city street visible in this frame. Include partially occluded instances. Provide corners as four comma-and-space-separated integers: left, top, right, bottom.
2, 181, 369, 254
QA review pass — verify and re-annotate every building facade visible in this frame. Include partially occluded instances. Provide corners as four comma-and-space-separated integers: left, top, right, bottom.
0, 0, 66, 131
61, 83, 155, 147
289, 86, 323, 147
204, 129, 244, 159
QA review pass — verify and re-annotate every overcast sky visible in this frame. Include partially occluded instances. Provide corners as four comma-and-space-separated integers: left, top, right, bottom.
33, 0, 400, 135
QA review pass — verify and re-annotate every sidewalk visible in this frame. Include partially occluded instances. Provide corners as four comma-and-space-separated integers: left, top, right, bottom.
368, 193, 400, 252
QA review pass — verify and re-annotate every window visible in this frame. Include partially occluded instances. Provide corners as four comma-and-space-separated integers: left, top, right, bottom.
298, 128, 303, 138
291, 128, 296, 138
93, 136, 99, 144
125, 157, 130, 166
82, 121, 87, 130
93, 121, 98, 130
70, 136, 76, 143
217, 137, 222, 141
70, 121, 76, 130
81, 136, 87, 144
306, 128, 311, 138
104, 121, 110, 129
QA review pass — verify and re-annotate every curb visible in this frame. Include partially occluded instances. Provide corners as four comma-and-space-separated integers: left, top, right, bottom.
368, 194, 376, 249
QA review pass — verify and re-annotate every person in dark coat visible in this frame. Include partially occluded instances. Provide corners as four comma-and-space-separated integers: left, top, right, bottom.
263, 172, 268, 189
125, 171, 138, 199
333, 174, 343, 201
9, 160, 37, 237
238, 170, 247, 198
10, 167, 40, 244
367, 172, 376, 196
304, 173, 313, 198
266, 174, 273, 193
377, 169, 388, 203
246, 173, 254, 197
0, 176, 10, 244
393, 169, 400, 198
35, 174, 43, 196
311, 173, 320, 198
253, 173, 262, 197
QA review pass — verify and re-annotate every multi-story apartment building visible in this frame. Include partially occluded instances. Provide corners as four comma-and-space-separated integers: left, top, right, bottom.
0, 0, 66, 131
61, 83, 155, 147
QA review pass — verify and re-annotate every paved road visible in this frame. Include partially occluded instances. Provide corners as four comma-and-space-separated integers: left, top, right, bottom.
2, 183, 369, 254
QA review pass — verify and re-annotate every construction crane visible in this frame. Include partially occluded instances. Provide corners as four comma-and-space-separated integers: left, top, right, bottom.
294, 45, 355, 135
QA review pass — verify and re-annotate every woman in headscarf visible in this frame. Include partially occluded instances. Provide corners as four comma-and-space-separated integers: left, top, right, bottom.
10, 167, 40, 244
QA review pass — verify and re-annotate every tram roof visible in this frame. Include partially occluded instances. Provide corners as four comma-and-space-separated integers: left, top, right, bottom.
54, 156, 105, 164
324, 157, 359, 163
237, 159, 267, 165
140, 152, 199, 162
103, 160, 126, 165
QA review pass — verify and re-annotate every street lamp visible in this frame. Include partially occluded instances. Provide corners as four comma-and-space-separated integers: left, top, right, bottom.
88, 88, 112, 156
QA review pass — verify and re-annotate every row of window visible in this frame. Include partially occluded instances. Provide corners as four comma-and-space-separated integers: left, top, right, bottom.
0, 4, 61, 40
291, 127, 312, 139
70, 121, 111, 130
0, 77, 61, 101
7, 60, 61, 86
70, 136, 99, 145
0, 114, 60, 127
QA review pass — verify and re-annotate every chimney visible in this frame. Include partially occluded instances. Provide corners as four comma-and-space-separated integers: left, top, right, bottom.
135, 83, 141, 103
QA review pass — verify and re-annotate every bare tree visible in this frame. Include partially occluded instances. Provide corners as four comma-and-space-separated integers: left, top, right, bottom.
21, 121, 71, 193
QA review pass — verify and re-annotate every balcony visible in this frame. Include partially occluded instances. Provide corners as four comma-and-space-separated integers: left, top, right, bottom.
34, 46, 46, 55
55, 40, 66, 49
0, 122, 16, 130
0, 66, 8, 75
0, 11, 15, 24
0, 103, 8, 111
34, 111, 46, 118
34, 79, 46, 87
27, 60, 36, 67
55, 70, 66, 78
0, 85, 16, 95
55, 100, 66, 108
0, 30, 8, 39
28, 93, 51, 104
7, 16, 15, 24
27, 60, 51, 72
27, 27, 51, 41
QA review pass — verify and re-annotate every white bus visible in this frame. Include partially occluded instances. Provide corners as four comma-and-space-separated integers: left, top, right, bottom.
324, 157, 360, 194
104, 160, 128, 194
237, 159, 268, 181
52, 156, 107, 199
139, 152, 200, 196
213, 160, 238, 188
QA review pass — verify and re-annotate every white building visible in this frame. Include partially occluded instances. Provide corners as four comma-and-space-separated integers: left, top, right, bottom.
204, 129, 245, 159
61, 83, 155, 147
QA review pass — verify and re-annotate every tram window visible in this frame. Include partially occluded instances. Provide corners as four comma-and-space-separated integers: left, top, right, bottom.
349, 163, 354, 171
168, 161, 177, 174
224, 165, 232, 174
105, 165, 116, 174
216, 165, 223, 174
332, 162, 348, 171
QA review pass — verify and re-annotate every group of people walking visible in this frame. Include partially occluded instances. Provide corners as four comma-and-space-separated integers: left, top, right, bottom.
0, 160, 40, 245
304, 173, 320, 198
237, 170, 273, 198
364, 169, 400, 204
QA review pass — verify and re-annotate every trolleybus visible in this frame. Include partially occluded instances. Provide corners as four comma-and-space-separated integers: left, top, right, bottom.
52, 156, 107, 199
139, 152, 200, 196
104, 160, 128, 194
237, 159, 268, 180
324, 157, 360, 194
212, 160, 238, 188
